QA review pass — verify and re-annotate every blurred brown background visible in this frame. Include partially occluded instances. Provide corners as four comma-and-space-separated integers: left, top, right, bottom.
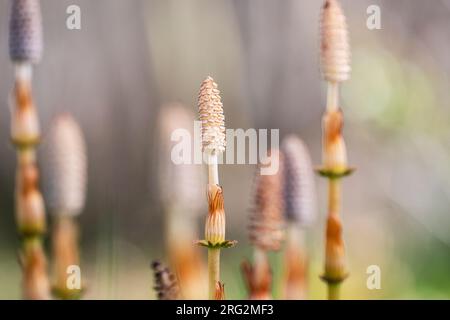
0, 0, 450, 299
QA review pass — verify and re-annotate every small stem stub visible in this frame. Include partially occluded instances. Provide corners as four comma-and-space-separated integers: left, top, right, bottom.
327, 283, 342, 300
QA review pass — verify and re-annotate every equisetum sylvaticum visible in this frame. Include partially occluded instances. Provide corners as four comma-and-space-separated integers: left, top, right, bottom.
281, 135, 317, 299
195, 77, 236, 300
242, 150, 285, 300
42, 114, 87, 299
9, 0, 50, 300
318, 0, 354, 300
157, 103, 207, 299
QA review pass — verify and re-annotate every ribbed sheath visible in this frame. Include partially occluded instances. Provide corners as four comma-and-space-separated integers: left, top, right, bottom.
9, 0, 43, 63
152, 261, 180, 300
42, 114, 87, 216
281, 135, 317, 226
157, 103, 203, 215
16, 154, 46, 236
198, 77, 226, 153
11, 78, 40, 146
249, 150, 285, 251
322, 109, 347, 170
205, 184, 226, 244
320, 0, 351, 83
325, 214, 347, 281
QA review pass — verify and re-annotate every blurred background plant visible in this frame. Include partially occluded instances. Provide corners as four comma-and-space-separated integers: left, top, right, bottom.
0, 0, 449, 299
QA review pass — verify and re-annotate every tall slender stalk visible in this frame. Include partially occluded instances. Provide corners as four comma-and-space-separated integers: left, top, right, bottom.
158, 103, 207, 299
42, 114, 87, 299
281, 135, 317, 300
9, 0, 49, 300
196, 77, 235, 300
318, 0, 353, 300
243, 150, 285, 300
208, 247, 220, 298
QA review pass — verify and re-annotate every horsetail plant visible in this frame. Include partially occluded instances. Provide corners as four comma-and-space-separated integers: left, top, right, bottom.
152, 261, 180, 300
281, 135, 317, 299
318, 0, 353, 300
157, 103, 207, 299
42, 114, 87, 299
242, 150, 285, 300
196, 77, 236, 300
9, 0, 50, 300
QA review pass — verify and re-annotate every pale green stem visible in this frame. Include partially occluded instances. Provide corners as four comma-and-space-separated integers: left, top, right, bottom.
328, 283, 340, 300
326, 82, 339, 112
208, 248, 220, 299
206, 151, 221, 299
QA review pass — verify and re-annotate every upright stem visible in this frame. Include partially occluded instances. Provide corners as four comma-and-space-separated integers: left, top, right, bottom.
13, 64, 50, 299
328, 283, 340, 300
328, 178, 341, 216
324, 178, 345, 299
321, 81, 348, 300
208, 248, 220, 299
207, 153, 219, 185
15, 63, 33, 82
326, 82, 339, 112
206, 151, 221, 299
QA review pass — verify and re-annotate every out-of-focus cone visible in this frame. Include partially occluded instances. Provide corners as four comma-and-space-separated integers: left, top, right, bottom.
248, 150, 285, 252
43, 114, 87, 216
282, 136, 316, 227
9, 0, 43, 64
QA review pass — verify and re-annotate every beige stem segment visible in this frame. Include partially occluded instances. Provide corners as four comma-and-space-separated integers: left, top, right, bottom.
15, 63, 33, 82
328, 283, 340, 300
328, 178, 341, 216
208, 248, 220, 299
324, 178, 347, 299
207, 153, 219, 185
326, 82, 339, 112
